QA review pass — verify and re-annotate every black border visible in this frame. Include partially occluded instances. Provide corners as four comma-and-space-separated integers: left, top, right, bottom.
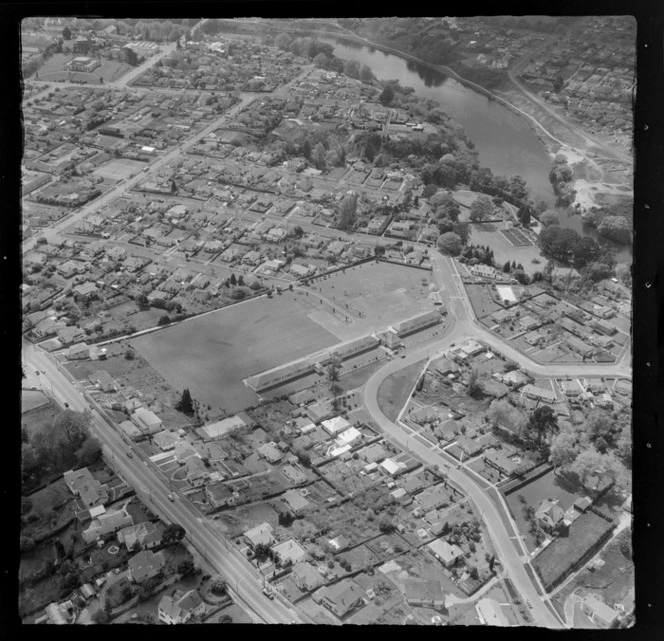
2, 1, 663, 638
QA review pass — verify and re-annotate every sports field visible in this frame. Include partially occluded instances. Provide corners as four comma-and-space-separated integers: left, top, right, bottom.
93, 158, 146, 182
130, 294, 339, 413
304, 261, 433, 340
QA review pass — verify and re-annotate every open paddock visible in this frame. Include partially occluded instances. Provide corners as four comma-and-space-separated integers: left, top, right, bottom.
469, 223, 543, 274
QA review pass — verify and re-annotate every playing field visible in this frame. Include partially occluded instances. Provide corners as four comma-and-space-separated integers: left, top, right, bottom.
93, 158, 146, 182
130, 294, 339, 413
304, 261, 433, 340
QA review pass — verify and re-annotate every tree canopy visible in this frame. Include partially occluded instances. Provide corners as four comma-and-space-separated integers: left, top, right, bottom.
438, 232, 463, 256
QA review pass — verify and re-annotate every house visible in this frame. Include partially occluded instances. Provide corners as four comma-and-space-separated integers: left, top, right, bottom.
66, 342, 90, 360
581, 594, 620, 628
153, 430, 179, 451
158, 589, 205, 624
271, 538, 307, 566
243, 522, 275, 548
206, 481, 235, 508
281, 489, 311, 516
522, 384, 557, 404
185, 455, 208, 487
333, 427, 363, 449
536, 498, 565, 530
427, 539, 464, 567
117, 521, 163, 551
128, 550, 167, 584
503, 370, 529, 387
380, 458, 404, 477
476, 597, 510, 626
72, 281, 98, 300
79, 583, 96, 602
131, 407, 163, 434
404, 580, 446, 610
470, 264, 497, 279
483, 448, 519, 477
257, 442, 283, 464
63, 468, 109, 508
321, 416, 352, 436
82, 503, 133, 543
282, 464, 307, 485
57, 325, 85, 346
43, 600, 76, 625
292, 562, 324, 592
242, 250, 262, 265
89, 369, 117, 393
319, 579, 365, 618
457, 436, 483, 458
434, 357, 460, 377
327, 535, 350, 552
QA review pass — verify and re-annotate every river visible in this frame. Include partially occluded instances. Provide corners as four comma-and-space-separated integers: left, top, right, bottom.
320, 37, 632, 263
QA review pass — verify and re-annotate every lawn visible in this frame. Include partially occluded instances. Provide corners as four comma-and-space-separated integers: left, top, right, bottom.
377, 359, 427, 422
21, 398, 61, 439
505, 470, 583, 551
551, 528, 634, 617
532, 511, 615, 591
92, 158, 146, 182
469, 222, 544, 274
131, 294, 339, 413
464, 283, 504, 320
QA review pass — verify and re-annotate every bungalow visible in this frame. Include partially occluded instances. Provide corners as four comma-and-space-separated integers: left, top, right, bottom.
153, 430, 179, 451
158, 589, 205, 625
89, 369, 117, 393
404, 580, 446, 610
483, 448, 519, 476
457, 436, 483, 458
66, 342, 90, 361
321, 416, 352, 436
82, 503, 133, 543
117, 521, 163, 551
243, 522, 275, 549
282, 464, 307, 485
565, 336, 595, 358
379, 458, 404, 477
518, 315, 540, 331
326, 240, 347, 257
590, 319, 617, 336
536, 498, 565, 530
560, 379, 583, 397
292, 562, 324, 592
503, 370, 529, 388
289, 263, 316, 279
319, 579, 365, 618
57, 326, 85, 346
63, 468, 109, 508
128, 549, 167, 584
281, 489, 311, 516
185, 455, 208, 487
581, 594, 620, 629
522, 384, 557, 404
271, 538, 307, 566
327, 535, 350, 552
206, 481, 235, 509
434, 357, 461, 378
470, 264, 497, 279
427, 539, 464, 568
333, 427, 363, 449
72, 281, 98, 300
131, 407, 163, 434
258, 442, 283, 464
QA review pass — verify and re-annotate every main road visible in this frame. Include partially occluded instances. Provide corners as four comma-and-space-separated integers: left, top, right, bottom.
22, 340, 310, 625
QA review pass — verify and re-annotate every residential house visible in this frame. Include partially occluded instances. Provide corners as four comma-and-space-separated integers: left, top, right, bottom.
427, 539, 464, 568
379, 458, 404, 477
66, 342, 90, 360
158, 589, 205, 624
327, 535, 350, 553
131, 407, 163, 434
89, 369, 117, 393
281, 489, 311, 516
321, 416, 352, 436
536, 498, 565, 531
457, 436, 483, 458
63, 468, 109, 508
206, 481, 236, 508
319, 579, 365, 618
502, 370, 529, 388
257, 442, 283, 464
581, 594, 620, 628
522, 384, 557, 404
483, 448, 519, 477
117, 522, 164, 551
271, 538, 307, 566
57, 326, 85, 346
128, 549, 167, 584
282, 464, 307, 485
185, 455, 208, 487
470, 264, 497, 279
243, 522, 275, 548
404, 580, 446, 610
82, 503, 133, 543
153, 430, 180, 451
292, 562, 324, 592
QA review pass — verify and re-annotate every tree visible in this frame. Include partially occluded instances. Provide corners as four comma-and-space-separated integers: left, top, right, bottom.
175, 389, 195, 415
344, 59, 360, 79
467, 368, 483, 399
553, 75, 564, 93
586, 410, 620, 449
313, 52, 328, 68
539, 211, 560, 227
438, 232, 463, 256
549, 430, 579, 470
178, 559, 197, 577
379, 84, 394, 106
230, 273, 237, 286
124, 349, 135, 360
312, 142, 326, 170
422, 184, 438, 200
573, 236, 601, 268
469, 195, 493, 222
337, 191, 358, 230
62, 26, 72, 40
163, 523, 186, 544
136, 293, 149, 308
527, 405, 558, 451
359, 64, 373, 83
54, 410, 92, 450
157, 314, 171, 326
452, 221, 470, 245
597, 216, 632, 244
125, 47, 139, 66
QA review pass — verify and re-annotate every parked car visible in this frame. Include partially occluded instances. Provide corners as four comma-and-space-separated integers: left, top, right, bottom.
126, 451, 133, 458
262, 587, 275, 599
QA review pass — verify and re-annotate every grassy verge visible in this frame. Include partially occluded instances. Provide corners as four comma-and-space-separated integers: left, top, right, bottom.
377, 359, 427, 422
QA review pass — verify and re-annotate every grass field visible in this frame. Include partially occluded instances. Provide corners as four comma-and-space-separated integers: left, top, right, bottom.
304, 261, 433, 340
131, 294, 339, 413
377, 359, 427, 422
465, 283, 504, 320
469, 222, 544, 274
92, 158, 146, 181
36, 55, 133, 84
532, 511, 615, 590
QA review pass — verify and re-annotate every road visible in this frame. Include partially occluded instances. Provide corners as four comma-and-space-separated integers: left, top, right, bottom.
22, 340, 309, 625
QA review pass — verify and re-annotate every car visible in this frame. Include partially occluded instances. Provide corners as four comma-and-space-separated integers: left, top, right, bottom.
126, 451, 133, 458
113, 568, 120, 574
400, 353, 406, 358
262, 587, 275, 599
167, 493, 175, 502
